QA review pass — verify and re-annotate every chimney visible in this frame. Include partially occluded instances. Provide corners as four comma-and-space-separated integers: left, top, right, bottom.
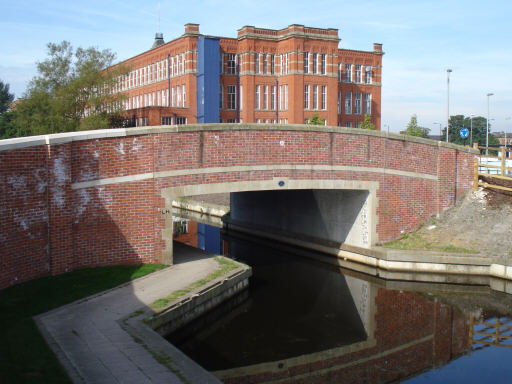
184, 23, 200, 36
373, 43, 383, 54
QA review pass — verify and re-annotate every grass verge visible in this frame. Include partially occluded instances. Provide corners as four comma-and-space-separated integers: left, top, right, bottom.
383, 232, 478, 254
150, 256, 239, 310
0, 264, 166, 384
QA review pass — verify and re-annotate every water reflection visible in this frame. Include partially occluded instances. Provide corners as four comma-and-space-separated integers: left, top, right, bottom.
170, 223, 512, 383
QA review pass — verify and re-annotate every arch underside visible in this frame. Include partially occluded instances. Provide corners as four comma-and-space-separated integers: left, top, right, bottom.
161, 179, 379, 264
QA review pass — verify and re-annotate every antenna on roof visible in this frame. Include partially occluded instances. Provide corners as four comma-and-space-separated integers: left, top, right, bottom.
158, 2, 161, 34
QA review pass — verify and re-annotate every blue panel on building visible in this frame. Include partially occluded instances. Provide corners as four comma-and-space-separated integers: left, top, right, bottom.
197, 223, 221, 254
197, 37, 220, 124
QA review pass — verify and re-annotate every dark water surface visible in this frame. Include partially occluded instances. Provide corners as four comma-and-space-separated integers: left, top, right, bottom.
169, 232, 512, 383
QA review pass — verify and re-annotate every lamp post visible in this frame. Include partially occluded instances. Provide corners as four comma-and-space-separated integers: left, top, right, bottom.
446, 69, 452, 142
506, 117, 511, 157
433, 122, 442, 139
470, 114, 475, 145
486, 93, 493, 155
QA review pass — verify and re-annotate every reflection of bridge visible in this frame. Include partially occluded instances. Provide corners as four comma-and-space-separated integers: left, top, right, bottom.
471, 316, 512, 350
1, 124, 476, 288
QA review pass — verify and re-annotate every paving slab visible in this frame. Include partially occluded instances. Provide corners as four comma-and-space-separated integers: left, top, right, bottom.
35, 243, 223, 384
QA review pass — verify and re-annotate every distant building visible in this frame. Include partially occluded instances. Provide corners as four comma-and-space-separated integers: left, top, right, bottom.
111, 24, 383, 129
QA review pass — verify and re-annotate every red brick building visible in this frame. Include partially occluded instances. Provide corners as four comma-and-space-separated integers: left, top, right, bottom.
113, 24, 383, 129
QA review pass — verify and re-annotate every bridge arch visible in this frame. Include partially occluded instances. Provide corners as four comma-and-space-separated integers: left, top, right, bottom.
162, 178, 379, 263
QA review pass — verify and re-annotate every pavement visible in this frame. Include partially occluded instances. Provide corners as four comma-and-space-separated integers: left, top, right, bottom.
35, 243, 224, 384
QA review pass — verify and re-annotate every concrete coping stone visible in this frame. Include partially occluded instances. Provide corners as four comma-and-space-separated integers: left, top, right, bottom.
0, 123, 479, 153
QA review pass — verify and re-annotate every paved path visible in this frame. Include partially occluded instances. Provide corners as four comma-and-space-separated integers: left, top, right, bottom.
35, 244, 223, 384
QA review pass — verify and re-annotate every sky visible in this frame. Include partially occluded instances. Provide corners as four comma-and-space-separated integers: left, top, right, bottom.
1, 0, 511, 134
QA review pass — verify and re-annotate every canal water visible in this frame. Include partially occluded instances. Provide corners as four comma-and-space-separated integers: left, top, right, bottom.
168, 223, 512, 383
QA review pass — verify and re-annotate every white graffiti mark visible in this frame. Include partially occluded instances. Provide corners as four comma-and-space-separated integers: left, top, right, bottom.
52, 156, 70, 209
115, 141, 125, 155
361, 199, 369, 247
7, 175, 26, 193
75, 189, 91, 222
132, 137, 143, 152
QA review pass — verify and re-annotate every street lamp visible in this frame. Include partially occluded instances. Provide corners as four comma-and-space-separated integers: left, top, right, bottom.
470, 114, 475, 145
433, 122, 442, 138
446, 69, 452, 142
506, 117, 511, 154
486, 92, 493, 155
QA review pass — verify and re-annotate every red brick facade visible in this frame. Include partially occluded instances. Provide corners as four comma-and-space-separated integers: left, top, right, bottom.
0, 125, 475, 289
114, 24, 382, 129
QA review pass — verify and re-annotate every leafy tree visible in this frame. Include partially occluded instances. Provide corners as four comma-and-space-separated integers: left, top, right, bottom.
0, 80, 14, 114
442, 114, 499, 146
402, 114, 430, 138
360, 113, 375, 130
308, 113, 325, 125
13, 41, 127, 137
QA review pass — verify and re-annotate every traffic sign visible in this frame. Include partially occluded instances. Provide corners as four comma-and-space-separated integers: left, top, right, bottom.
460, 128, 469, 139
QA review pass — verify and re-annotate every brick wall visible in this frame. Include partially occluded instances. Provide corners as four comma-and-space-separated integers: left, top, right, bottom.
0, 126, 476, 289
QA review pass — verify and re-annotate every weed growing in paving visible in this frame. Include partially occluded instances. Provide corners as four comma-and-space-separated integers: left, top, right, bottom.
151, 256, 239, 310
0, 264, 166, 384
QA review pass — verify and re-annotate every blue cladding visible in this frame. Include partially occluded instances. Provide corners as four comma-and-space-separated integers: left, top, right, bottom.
198, 223, 221, 254
197, 37, 220, 123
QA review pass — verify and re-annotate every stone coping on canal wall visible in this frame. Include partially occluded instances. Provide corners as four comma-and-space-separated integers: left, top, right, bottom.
223, 217, 512, 294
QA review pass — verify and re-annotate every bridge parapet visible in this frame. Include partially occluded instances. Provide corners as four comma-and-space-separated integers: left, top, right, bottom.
0, 124, 478, 289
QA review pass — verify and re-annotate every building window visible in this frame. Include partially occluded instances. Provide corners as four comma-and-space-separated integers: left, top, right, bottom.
321, 85, 327, 110
157, 90, 161, 106
182, 85, 186, 107
338, 64, 342, 82
284, 85, 288, 110
270, 54, 275, 74
365, 93, 371, 114
354, 92, 362, 115
176, 117, 187, 125
312, 85, 318, 110
255, 85, 260, 109
312, 53, 317, 74
219, 86, 223, 109
345, 122, 352, 128
337, 91, 341, 114
321, 54, 326, 75
263, 85, 268, 110
345, 92, 352, 115
271, 85, 276, 110
345, 64, 352, 82
304, 52, 309, 74
177, 85, 181, 107
227, 54, 236, 74
255, 54, 259, 74
263, 54, 267, 74
304, 84, 310, 109
284, 54, 288, 74
365, 67, 372, 84
355, 65, 362, 83
227, 85, 236, 110
279, 85, 283, 110
182, 54, 186, 74
162, 116, 172, 125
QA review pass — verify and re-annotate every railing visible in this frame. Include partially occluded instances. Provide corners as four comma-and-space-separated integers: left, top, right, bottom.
470, 316, 512, 350
473, 143, 512, 192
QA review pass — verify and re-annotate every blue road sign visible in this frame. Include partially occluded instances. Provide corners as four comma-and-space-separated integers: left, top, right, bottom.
460, 128, 469, 139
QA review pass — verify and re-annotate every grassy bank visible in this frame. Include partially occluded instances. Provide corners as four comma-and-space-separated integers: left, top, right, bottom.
383, 232, 478, 254
0, 264, 166, 384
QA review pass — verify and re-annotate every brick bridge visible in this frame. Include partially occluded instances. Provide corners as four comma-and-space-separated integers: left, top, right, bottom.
0, 124, 476, 289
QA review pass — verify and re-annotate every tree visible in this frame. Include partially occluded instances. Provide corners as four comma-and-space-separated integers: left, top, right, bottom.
442, 114, 499, 146
308, 113, 325, 125
13, 41, 127, 137
0, 80, 14, 114
402, 114, 430, 138
360, 113, 375, 130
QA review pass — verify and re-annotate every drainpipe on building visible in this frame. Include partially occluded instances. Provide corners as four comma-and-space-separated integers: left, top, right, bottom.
275, 78, 279, 122
236, 55, 240, 123
167, 54, 171, 110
